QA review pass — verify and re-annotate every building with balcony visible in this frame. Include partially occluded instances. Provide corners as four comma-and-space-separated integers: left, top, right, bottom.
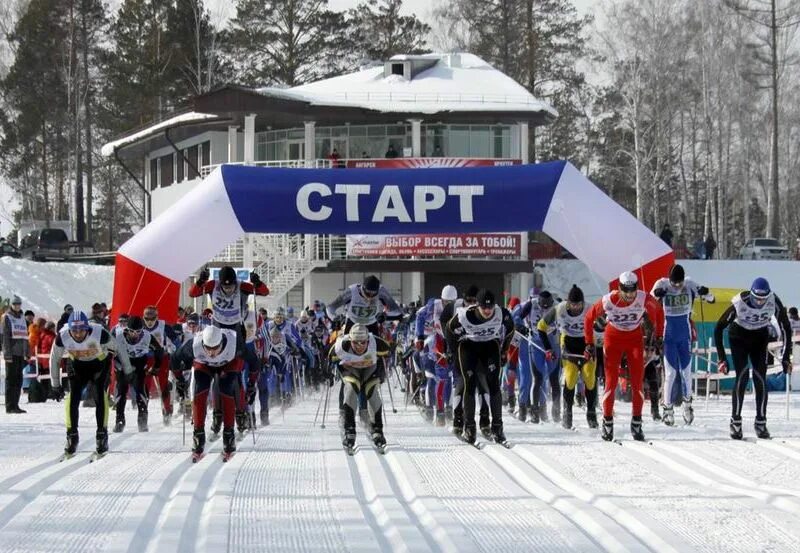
103, 53, 557, 309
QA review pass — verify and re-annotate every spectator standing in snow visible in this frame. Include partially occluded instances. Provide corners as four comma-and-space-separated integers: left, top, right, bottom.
3, 295, 30, 413
57, 304, 74, 332
704, 233, 717, 260
659, 224, 673, 247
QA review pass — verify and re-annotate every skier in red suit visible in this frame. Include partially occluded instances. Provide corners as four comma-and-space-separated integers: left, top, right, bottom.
584, 271, 664, 442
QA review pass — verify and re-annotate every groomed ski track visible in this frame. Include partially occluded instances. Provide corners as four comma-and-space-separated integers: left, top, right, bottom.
2, 388, 800, 552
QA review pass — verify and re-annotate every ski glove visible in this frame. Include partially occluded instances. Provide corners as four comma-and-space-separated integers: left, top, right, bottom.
545, 350, 554, 362
783, 358, 793, 375
375, 312, 386, 324
197, 267, 210, 285
415, 338, 425, 351
697, 286, 710, 296
50, 386, 65, 402
718, 360, 729, 375
516, 325, 529, 336
246, 383, 257, 404
653, 287, 667, 299
584, 344, 596, 361
250, 272, 261, 286
175, 378, 188, 399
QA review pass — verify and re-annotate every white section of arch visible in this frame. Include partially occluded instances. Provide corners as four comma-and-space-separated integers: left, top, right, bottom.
119, 167, 244, 281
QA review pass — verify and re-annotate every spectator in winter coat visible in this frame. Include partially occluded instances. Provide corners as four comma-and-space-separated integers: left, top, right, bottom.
28, 317, 46, 356
2, 295, 30, 413
57, 304, 74, 332
24, 310, 35, 328
385, 144, 399, 158
37, 322, 56, 369
659, 224, 674, 247
704, 233, 717, 260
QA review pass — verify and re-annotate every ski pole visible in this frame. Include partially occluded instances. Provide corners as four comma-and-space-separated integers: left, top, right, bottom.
320, 382, 331, 429
515, 330, 548, 353
386, 375, 397, 413
314, 382, 326, 426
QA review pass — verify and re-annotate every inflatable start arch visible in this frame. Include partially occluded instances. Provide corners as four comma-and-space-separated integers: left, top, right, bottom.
112, 161, 674, 321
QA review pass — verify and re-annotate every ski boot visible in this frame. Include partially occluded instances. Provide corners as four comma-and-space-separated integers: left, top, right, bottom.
342, 431, 356, 452
113, 416, 125, 433
586, 411, 598, 429
630, 416, 645, 442
210, 410, 222, 436
423, 406, 434, 423
223, 428, 236, 456
372, 430, 387, 452
162, 406, 173, 427
551, 401, 561, 424
562, 408, 573, 430
730, 417, 743, 440
137, 409, 149, 432
662, 405, 675, 426
754, 418, 770, 439
507, 394, 516, 414
451, 415, 464, 437
651, 400, 661, 421
435, 411, 446, 427
260, 410, 270, 426
445, 405, 454, 422
463, 424, 477, 445
192, 429, 206, 462
236, 411, 248, 435
96, 428, 109, 456
538, 404, 549, 423
64, 430, 79, 456
491, 424, 508, 446
518, 405, 528, 422
529, 406, 540, 424
601, 417, 614, 442
682, 397, 694, 425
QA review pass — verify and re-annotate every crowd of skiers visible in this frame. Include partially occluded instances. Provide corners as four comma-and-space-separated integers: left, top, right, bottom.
9, 261, 799, 459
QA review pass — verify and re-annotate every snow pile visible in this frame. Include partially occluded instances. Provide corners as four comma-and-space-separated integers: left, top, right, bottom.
0, 257, 113, 319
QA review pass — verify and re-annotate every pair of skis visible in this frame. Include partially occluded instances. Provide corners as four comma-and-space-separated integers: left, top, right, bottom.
191, 450, 235, 463
59, 451, 108, 463
343, 441, 388, 456
454, 429, 513, 450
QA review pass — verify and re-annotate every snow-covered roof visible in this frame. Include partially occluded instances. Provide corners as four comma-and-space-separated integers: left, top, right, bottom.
257, 53, 557, 116
101, 112, 219, 157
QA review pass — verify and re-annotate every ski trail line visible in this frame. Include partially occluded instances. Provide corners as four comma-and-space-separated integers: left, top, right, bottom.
380, 449, 471, 552
144, 434, 224, 553
483, 443, 654, 553
651, 441, 800, 509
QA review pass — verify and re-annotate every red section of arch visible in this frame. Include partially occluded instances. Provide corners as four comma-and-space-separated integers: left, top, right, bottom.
111, 253, 180, 325
608, 251, 676, 293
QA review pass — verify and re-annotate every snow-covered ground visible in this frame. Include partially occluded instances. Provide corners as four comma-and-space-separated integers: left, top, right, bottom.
2, 381, 800, 552
0, 258, 113, 319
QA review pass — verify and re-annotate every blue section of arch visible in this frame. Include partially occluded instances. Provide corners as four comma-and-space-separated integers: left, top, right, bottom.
220, 161, 567, 234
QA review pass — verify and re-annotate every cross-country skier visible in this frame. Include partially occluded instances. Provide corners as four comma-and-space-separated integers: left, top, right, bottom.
172, 325, 243, 461
585, 271, 665, 442
190, 266, 268, 434
326, 275, 402, 334
444, 289, 514, 445
538, 285, 597, 430
515, 289, 560, 423
502, 297, 521, 415
140, 305, 178, 425
330, 323, 391, 452
650, 264, 714, 426
49, 310, 130, 458
111, 316, 164, 432
415, 285, 458, 425
714, 277, 792, 439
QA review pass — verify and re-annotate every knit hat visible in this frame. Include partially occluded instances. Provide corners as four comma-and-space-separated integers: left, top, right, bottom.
567, 285, 584, 303
11, 295, 21, 305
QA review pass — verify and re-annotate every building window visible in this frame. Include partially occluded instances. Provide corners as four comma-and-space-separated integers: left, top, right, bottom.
150, 158, 158, 190
177, 150, 185, 182
187, 145, 199, 179
201, 140, 210, 167
160, 153, 174, 188
391, 63, 404, 76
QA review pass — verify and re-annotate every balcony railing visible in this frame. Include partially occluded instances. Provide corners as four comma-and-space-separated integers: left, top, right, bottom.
201, 159, 332, 178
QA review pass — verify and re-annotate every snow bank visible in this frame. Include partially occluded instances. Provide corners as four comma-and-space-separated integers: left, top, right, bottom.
0, 257, 113, 319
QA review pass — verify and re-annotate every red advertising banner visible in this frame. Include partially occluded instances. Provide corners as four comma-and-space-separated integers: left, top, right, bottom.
346, 233, 522, 257
345, 158, 521, 169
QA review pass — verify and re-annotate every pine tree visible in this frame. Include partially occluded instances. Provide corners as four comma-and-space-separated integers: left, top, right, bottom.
224, 0, 351, 87
347, 0, 430, 61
